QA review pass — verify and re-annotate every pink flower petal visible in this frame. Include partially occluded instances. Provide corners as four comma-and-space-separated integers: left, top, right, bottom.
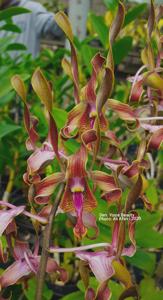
76, 251, 115, 283
0, 206, 25, 236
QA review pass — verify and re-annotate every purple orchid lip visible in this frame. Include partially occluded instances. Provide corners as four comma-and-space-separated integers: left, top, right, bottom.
0, 201, 48, 224
49, 243, 111, 253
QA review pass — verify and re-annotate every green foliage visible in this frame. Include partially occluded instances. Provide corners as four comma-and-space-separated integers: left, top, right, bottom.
103, 0, 118, 11
89, 13, 108, 47
124, 4, 147, 27
140, 278, 163, 300
24, 279, 53, 300
113, 36, 133, 65
0, 6, 31, 21
0, 122, 21, 139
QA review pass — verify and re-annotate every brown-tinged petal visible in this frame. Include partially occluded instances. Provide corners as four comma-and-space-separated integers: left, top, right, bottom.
34, 172, 64, 204
61, 102, 86, 138
129, 79, 144, 103
148, 0, 155, 38
85, 287, 96, 300
109, 1, 125, 45
81, 129, 97, 148
67, 146, 88, 178
55, 11, 79, 103
140, 195, 153, 211
96, 68, 114, 115
11, 75, 27, 103
0, 239, 8, 263
84, 181, 97, 212
147, 127, 163, 149
31, 68, 53, 112
81, 53, 105, 103
125, 175, 143, 213
46, 257, 68, 282
91, 171, 118, 192
122, 211, 138, 258
107, 99, 136, 121
119, 286, 139, 300
96, 281, 111, 300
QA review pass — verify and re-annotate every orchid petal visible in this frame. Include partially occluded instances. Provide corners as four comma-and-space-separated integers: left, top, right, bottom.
46, 257, 68, 282
73, 192, 87, 239
81, 53, 105, 103
85, 287, 96, 300
55, 12, 79, 103
61, 102, 86, 138
147, 127, 163, 149
0, 206, 25, 236
31, 68, 53, 112
11, 75, 27, 103
35, 172, 64, 204
129, 79, 144, 103
107, 99, 136, 121
76, 251, 115, 283
96, 281, 111, 300
0, 260, 31, 288
83, 212, 99, 240
27, 142, 55, 174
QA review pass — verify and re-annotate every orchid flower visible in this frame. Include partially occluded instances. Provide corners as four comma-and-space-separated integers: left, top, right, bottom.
54, 11, 129, 142
0, 240, 67, 289
0, 201, 48, 237
35, 146, 121, 239
49, 215, 137, 300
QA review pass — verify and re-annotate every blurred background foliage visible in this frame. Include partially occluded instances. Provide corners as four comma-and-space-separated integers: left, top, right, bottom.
0, 1, 163, 299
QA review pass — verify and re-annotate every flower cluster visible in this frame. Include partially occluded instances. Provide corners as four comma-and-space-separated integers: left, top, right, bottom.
0, 1, 162, 299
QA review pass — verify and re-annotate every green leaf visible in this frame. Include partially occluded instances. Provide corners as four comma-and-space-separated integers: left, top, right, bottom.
81, 44, 97, 74
61, 291, 84, 300
6, 43, 27, 51
140, 278, 163, 300
52, 107, 67, 129
103, 0, 118, 11
135, 210, 163, 248
0, 7, 31, 21
0, 91, 15, 106
126, 250, 156, 275
24, 278, 53, 300
146, 180, 158, 206
0, 23, 21, 33
112, 36, 133, 65
89, 13, 108, 47
124, 4, 147, 27
0, 122, 21, 139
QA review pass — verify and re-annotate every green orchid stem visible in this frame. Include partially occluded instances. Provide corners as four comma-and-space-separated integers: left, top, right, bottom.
35, 183, 64, 300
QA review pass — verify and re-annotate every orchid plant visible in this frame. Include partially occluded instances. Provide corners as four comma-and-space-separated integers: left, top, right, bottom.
0, 1, 163, 300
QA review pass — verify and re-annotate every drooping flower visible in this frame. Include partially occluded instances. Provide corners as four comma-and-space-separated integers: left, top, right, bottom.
35, 146, 121, 239
0, 201, 48, 238
0, 240, 67, 289
49, 214, 137, 300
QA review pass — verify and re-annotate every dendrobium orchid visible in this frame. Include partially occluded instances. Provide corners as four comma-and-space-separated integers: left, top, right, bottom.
0, 201, 47, 237
35, 146, 121, 239
0, 240, 67, 289
49, 215, 137, 300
